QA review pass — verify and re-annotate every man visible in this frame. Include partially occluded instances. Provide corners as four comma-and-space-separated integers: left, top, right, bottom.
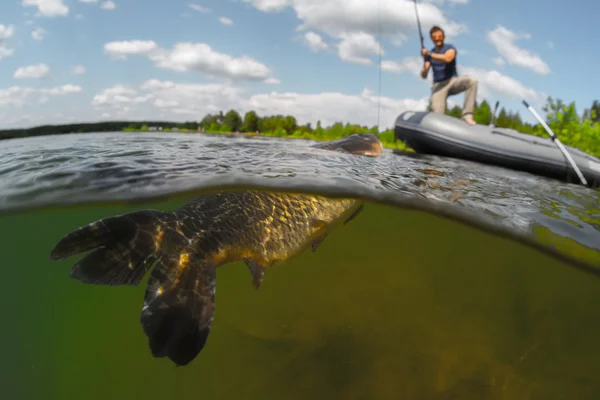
420, 25, 478, 125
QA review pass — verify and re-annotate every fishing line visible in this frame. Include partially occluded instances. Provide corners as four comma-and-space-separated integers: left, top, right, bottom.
376, 0, 383, 133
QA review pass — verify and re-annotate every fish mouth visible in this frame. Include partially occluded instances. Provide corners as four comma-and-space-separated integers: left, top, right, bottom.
312, 133, 384, 157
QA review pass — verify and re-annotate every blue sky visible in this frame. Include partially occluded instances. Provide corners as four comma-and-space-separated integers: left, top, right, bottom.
0, 0, 598, 129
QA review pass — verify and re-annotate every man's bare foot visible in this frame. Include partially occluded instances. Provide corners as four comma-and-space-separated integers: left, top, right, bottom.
462, 115, 476, 126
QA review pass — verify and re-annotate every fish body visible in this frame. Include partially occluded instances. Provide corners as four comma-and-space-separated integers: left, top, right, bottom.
49, 133, 382, 366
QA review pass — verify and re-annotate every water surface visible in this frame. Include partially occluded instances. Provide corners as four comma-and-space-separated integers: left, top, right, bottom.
1, 132, 598, 271
1, 131, 599, 399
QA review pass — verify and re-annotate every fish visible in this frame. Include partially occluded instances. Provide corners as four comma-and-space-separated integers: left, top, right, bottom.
49, 133, 384, 366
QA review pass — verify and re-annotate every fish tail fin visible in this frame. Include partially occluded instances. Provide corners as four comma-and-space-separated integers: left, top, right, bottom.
49, 209, 172, 286
141, 254, 216, 366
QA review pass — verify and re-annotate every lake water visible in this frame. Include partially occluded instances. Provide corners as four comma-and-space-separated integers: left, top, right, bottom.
1, 131, 599, 399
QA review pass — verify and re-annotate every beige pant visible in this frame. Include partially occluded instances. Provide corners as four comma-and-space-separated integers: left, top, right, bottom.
430, 76, 478, 118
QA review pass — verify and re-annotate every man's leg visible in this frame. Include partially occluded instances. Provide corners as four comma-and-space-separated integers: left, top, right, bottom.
448, 76, 478, 125
430, 79, 451, 114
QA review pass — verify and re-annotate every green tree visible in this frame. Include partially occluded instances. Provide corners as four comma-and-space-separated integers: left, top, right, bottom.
447, 105, 462, 118
475, 100, 492, 125
589, 100, 600, 123
282, 115, 297, 134
495, 108, 510, 128
242, 110, 259, 132
200, 113, 220, 129
223, 109, 242, 132
207, 122, 220, 132
315, 120, 325, 137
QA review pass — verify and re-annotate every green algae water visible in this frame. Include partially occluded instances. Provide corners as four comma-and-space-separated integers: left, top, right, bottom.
2, 197, 600, 400
1, 131, 599, 399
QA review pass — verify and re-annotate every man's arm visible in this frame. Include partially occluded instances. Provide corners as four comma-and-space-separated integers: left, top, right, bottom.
428, 47, 456, 64
420, 60, 430, 79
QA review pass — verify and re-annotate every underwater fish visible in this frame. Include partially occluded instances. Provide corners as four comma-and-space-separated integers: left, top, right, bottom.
49, 133, 383, 366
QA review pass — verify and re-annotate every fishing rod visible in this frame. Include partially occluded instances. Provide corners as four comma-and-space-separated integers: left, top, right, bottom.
522, 100, 588, 186
413, 0, 425, 50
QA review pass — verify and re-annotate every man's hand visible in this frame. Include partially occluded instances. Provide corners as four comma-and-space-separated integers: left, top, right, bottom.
420, 60, 430, 79
421, 47, 429, 57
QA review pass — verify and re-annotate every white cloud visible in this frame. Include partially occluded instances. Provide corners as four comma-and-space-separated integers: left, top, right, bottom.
92, 85, 140, 106
337, 31, 383, 65
0, 24, 15, 40
154, 98, 179, 108
219, 17, 233, 25
90, 78, 426, 129
299, 0, 466, 38
91, 85, 153, 117
241, 0, 290, 12
302, 31, 328, 52
100, 1, 116, 10
247, 88, 427, 128
390, 33, 409, 47
381, 55, 542, 103
487, 25, 550, 75
1, 111, 88, 128
143, 42, 276, 82
104, 40, 159, 58
0, 84, 81, 107
41, 84, 82, 95
71, 65, 86, 74
0, 25, 15, 59
243, 0, 465, 67
92, 81, 244, 118
31, 27, 47, 40
245, 0, 465, 39
0, 87, 37, 107
0, 47, 14, 60
14, 63, 50, 79
103, 43, 269, 87
425, 0, 469, 4
381, 56, 423, 76
189, 3, 210, 12
492, 56, 505, 66
21, 0, 69, 17
461, 66, 542, 102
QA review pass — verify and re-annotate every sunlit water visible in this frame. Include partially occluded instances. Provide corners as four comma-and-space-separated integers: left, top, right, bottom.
1, 131, 599, 399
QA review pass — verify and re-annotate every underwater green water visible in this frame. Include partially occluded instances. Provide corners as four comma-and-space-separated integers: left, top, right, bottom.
2, 196, 600, 399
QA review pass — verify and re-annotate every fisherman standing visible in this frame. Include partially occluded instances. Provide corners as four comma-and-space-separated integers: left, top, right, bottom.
419, 25, 478, 126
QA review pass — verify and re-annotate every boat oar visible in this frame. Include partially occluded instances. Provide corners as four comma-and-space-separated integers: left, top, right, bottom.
490, 100, 499, 127
522, 100, 588, 186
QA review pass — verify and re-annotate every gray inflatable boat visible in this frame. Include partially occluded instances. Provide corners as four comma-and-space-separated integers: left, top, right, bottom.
394, 110, 600, 188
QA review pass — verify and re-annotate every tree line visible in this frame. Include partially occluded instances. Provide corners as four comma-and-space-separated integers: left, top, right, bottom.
0, 97, 599, 156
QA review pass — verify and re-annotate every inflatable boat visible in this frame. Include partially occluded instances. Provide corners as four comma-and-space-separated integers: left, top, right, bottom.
394, 110, 600, 187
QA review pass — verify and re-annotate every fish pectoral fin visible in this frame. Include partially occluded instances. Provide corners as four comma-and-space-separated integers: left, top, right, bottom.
343, 203, 364, 225
309, 218, 328, 229
243, 257, 265, 289
141, 254, 216, 367
311, 234, 328, 252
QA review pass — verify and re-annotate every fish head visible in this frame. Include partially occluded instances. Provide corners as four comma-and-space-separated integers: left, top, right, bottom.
312, 133, 383, 157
